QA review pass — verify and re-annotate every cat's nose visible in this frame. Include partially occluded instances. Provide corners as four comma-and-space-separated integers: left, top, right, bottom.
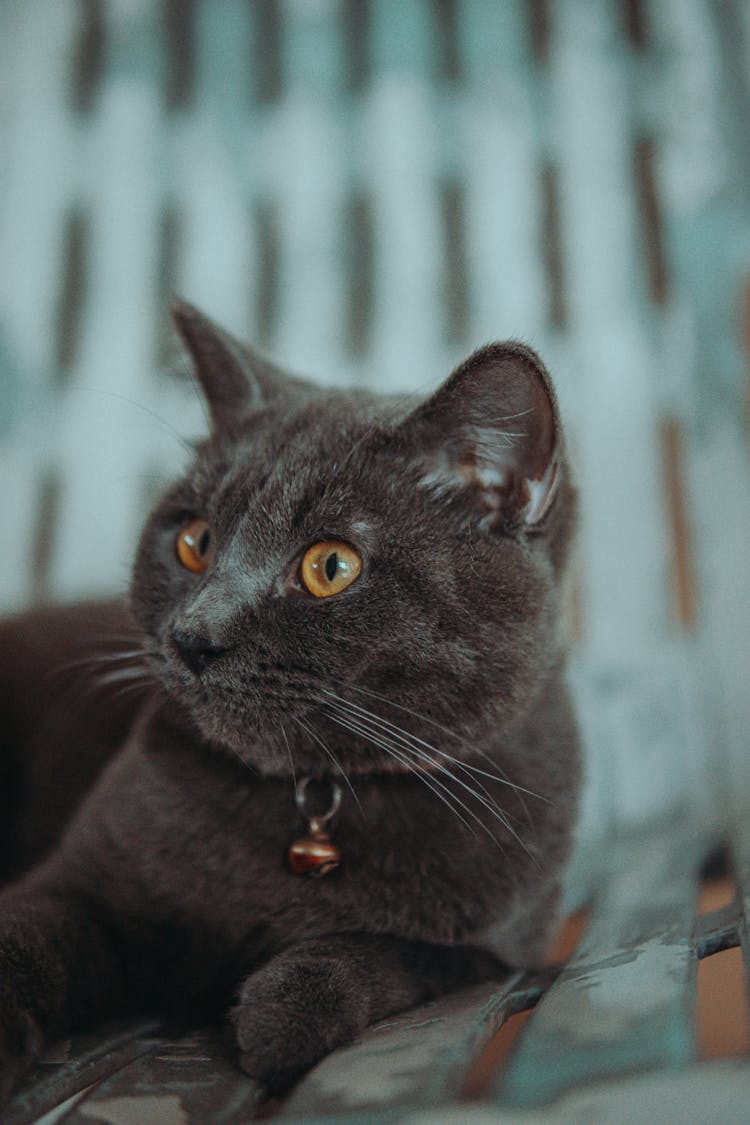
172, 628, 227, 675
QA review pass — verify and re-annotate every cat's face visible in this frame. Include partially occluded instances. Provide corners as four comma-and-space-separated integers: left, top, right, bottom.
131, 303, 575, 776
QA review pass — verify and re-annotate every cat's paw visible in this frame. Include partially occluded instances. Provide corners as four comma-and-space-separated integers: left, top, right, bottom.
230, 959, 357, 1095
0, 1003, 44, 1104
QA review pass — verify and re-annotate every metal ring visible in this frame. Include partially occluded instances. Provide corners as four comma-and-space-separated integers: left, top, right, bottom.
295, 775, 343, 823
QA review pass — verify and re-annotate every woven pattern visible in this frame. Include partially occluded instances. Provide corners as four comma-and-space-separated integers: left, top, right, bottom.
1, 0, 749, 842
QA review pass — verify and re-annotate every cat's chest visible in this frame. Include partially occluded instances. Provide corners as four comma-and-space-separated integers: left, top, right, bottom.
85, 741, 504, 946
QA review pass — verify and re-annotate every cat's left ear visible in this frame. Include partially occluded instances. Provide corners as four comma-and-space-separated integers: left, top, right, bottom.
170, 300, 272, 429
403, 343, 561, 529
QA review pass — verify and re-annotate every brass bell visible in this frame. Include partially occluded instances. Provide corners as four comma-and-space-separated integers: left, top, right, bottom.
287, 819, 342, 877
286, 780, 343, 878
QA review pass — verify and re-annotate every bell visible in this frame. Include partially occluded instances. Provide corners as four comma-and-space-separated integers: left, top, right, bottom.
287, 833, 341, 877
287, 782, 343, 878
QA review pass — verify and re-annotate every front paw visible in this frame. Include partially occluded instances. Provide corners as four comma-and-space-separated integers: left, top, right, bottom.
0, 1003, 44, 1104
231, 961, 357, 1095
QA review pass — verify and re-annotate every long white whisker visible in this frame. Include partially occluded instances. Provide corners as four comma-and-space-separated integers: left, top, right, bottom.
331, 712, 510, 855
337, 684, 547, 806
88, 678, 155, 705
280, 724, 296, 791
324, 708, 515, 847
55, 649, 147, 674
324, 700, 527, 853
295, 717, 363, 815
323, 688, 541, 812
324, 694, 503, 805
332, 715, 512, 855
326, 701, 515, 824
77, 386, 194, 455
325, 709, 477, 836
88, 667, 152, 688
486, 408, 535, 424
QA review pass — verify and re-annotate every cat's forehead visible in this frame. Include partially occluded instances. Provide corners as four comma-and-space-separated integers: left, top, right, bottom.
193, 391, 394, 534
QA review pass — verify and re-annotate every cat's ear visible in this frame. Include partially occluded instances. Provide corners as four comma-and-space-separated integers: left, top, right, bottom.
403, 343, 561, 529
170, 300, 270, 428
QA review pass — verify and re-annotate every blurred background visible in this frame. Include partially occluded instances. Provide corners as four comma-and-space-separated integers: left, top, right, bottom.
1, 0, 749, 850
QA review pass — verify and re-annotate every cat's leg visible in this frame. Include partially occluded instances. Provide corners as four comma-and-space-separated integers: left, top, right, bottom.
231, 932, 503, 1094
0, 878, 128, 1101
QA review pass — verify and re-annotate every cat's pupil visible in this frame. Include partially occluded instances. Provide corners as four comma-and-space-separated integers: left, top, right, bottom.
199, 529, 211, 555
325, 552, 338, 582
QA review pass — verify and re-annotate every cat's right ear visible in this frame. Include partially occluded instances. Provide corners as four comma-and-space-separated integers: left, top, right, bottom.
398, 342, 562, 531
170, 300, 269, 429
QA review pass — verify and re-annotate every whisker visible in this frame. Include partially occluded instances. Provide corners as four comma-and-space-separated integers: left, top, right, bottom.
325, 709, 477, 837
325, 693, 502, 802
226, 744, 258, 775
69, 631, 145, 643
294, 716, 363, 816
76, 385, 194, 455
326, 697, 526, 841
323, 688, 542, 813
338, 684, 547, 807
486, 408, 535, 424
52, 649, 147, 677
87, 666, 150, 684
323, 708, 516, 847
88, 677, 155, 705
280, 724, 296, 791
324, 701, 526, 855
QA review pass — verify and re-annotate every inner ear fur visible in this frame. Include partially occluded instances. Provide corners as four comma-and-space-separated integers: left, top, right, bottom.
404, 343, 562, 529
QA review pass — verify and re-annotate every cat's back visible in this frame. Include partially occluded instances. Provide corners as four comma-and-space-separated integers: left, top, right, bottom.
0, 599, 148, 880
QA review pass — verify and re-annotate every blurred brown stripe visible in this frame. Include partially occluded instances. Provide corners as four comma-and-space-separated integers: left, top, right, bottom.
72, 0, 105, 113
743, 276, 750, 434
461, 911, 588, 1100
163, 0, 196, 110
31, 472, 61, 604
527, 0, 549, 65
254, 197, 280, 348
346, 191, 374, 359
698, 876, 736, 916
435, 0, 461, 83
661, 417, 696, 629
253, 0, 282, 104
441, 179, 469, 347
344, 0, 370, 92
156, 203, 182, 366
547, 909, 590, 965
634, 136, 669, 305
621, 0, 648, 50
697, 946, 750, 1058
541, 163, 566, 331
56, 206, 89, 378
461, 1007, 533, 1101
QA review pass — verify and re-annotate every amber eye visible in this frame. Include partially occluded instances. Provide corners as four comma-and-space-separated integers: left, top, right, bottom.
300, 540, 362, 598
176, 518, 215, 573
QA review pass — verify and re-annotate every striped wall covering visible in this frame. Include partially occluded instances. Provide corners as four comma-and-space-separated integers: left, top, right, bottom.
1, 0, 749, 849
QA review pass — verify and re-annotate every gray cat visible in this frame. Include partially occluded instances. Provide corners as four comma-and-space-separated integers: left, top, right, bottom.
0, 302, 580, 1101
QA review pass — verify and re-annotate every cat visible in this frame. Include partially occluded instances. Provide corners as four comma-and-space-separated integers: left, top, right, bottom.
0, 301, 580, 1103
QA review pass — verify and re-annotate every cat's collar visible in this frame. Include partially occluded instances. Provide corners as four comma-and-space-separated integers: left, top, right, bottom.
286, 775, 342, 878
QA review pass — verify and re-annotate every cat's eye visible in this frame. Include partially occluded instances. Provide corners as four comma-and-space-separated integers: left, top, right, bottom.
300, 541, 362, 598
176, 518, 215, 573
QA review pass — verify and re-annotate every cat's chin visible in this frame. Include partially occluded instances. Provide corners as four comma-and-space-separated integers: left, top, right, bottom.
175, 706, 289, 775
173, 697, 422, 779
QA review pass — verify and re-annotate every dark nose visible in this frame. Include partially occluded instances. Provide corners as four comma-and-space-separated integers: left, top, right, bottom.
172, 629, 227, 675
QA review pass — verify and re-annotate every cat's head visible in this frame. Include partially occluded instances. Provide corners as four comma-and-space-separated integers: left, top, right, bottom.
131, 302, 576, 775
